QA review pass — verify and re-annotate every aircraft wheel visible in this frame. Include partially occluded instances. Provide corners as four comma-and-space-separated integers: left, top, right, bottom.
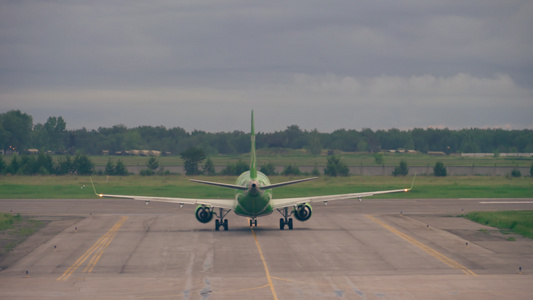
215, 219, 220, 231
223, 219, 228, 231
254, 219, 258, 227
288, 218, 293, 230
279, 218, 285, 230
250, 219, 253, 227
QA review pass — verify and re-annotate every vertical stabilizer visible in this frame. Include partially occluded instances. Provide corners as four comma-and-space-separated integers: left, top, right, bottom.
250, 110, 257, 180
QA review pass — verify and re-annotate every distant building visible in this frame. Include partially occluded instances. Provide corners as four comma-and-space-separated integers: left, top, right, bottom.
27, 149, 39, 155
123, 150, 161, 156
427, 151, 446, 156
461, 153, 533, 157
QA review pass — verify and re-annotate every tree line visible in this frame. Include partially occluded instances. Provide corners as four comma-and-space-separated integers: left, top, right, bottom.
2, 110, 533, 156
0, 152, 95, 175
0, 148, 352, 177
2, 149, 532, 177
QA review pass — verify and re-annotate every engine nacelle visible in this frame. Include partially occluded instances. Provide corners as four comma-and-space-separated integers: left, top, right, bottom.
293, 203, 313, 222
195, 205, 214, 223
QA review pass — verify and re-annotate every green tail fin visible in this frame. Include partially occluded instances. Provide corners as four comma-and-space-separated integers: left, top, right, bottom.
250, 110, 257, 180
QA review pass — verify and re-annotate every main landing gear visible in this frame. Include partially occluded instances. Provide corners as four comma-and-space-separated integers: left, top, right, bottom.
215, 208, 231, 231
277, 207, 293, 230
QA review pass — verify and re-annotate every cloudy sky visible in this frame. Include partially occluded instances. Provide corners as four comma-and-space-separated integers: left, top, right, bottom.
1, 1, 532, 132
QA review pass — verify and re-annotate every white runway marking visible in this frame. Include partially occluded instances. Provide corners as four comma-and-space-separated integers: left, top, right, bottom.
479, 201, 533, 204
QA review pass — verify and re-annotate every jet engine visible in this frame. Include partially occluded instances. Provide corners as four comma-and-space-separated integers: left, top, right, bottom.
195, 205, 214, 223
293, 203, 313, 222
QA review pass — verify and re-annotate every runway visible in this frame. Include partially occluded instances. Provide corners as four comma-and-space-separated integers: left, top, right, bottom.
1, 198, 532, 299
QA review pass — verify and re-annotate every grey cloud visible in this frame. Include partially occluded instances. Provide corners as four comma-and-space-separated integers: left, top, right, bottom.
1, 1, 532, 132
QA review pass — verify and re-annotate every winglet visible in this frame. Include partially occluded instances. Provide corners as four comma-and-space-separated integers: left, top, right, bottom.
250, 110, 257, 180
407, 173, 416, 191
90, 177, 103, 198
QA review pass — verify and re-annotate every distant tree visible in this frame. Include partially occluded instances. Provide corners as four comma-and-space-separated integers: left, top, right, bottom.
43, 116, 67, 152
17, 155, 36, 175
157, 165, 169, 176
140, 157, 159, 176
203, 158, 216, 176
114, 159, 128, 176
392, 160, 409, 176
460, 138, 480, 153
374, 152, 384, 165
73, 153, 94, 175
147, 157, 159, 171
5, 110, 533, 160
433, 161, 447, 177
530, 163, 533, 177
180, 147, 206, 175
220, 163, 234, 176
0, 110, 33, 152
357, 140, 368, 152
238, 160, 250, 175
0, 123, 8, 151
260, 161, 277, 176
7, 155, 20, 175
511, 169, 521, 178
0, 154, 5, 174
139, 169, 152, 176
105, 159, 115, 175
5, 152, 54, 175
56, 156, 75, 175
324, 156, 349, 177
306, 130, 322, 155
221, 160, 248, 176
311, 163, 321, 176
36, 152, 54, 175
283, 125, 305, 149
282, 163, 302, 176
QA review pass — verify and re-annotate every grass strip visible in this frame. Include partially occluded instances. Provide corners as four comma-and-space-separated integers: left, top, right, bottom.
0, 213, 22, 231
0, 212, 45, 255
0, 175, 531, 199
464, 211, 533, 239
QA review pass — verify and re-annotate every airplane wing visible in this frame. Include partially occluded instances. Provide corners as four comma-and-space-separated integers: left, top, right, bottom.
96, 193, 236, 209
271, 188, 410, 209
271, 176, 415, 209
91, 179, 235, 209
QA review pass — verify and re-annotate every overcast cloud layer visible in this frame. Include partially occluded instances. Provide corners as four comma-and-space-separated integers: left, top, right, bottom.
1, 1, 532, 132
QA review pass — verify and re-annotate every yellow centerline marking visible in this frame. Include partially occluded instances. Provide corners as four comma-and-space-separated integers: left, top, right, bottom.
84, 222, 121, 273
365, 214, 477, 276
248, 218, 279, 300
57, 216, 128, 281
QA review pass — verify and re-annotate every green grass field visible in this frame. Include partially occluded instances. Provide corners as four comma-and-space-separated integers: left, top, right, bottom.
0, 175, 531, 199
465, 211, 533, 239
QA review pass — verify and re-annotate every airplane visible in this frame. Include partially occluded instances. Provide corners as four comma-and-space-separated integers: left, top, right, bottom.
92, 111, 413, 231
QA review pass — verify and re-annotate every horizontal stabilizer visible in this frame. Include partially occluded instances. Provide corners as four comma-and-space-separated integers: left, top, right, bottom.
190, 177, 318, 191
189, 179, 248, 190
260, 177, 318, 190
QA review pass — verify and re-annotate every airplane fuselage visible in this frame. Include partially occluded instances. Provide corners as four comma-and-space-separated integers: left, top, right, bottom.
234, 171, 274, 218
